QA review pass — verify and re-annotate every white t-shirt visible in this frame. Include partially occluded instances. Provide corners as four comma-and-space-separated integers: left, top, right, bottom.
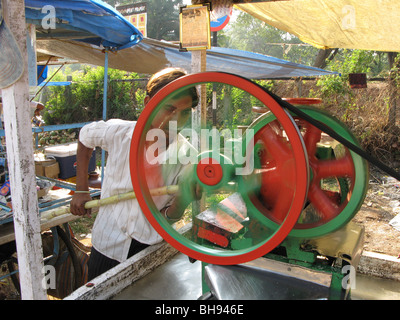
80, 119, 189, 262
79, 119, 196, 262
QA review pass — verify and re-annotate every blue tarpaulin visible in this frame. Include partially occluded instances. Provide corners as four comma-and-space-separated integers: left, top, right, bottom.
38, 81, 71, 86
23, 0, 335, 79
23, 0, 143, 50
37, 65, 48, 85
162, 44, 337, 79
37, 38, 337, 79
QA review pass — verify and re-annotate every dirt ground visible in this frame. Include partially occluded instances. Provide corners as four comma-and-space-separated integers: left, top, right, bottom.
352, 171, 400, 257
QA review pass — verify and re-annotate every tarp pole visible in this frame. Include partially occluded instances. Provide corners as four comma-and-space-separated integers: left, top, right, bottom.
1, 0, 47, 300
30, 63, 65, 102
212, 84, 217, 127
101, 50, 109, 183
191, 50, 207, 139
191, 50, 207, 215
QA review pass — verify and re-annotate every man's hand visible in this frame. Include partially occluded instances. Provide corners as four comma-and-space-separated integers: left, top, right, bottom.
71, 141, 94, 217
178, 164, 202, 203
70, 193, 92, 217
163, 165, 202, 222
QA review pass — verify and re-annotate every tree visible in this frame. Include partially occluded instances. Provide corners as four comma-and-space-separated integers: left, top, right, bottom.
223, 12, 285, 57
42, 66, 146, 124
102, 0, 121, 7
103, 0, 183, 41
220, 11, 319, 66
313, 49, 338, 69
146, 0, 183, 40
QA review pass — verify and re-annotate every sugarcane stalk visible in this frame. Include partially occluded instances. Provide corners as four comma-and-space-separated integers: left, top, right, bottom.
40, 185, 179, 221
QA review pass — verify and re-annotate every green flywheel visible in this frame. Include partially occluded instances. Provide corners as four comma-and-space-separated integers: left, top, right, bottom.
243, 105, 369, 239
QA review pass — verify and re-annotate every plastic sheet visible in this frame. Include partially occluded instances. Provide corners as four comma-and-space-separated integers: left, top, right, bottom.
236, 1, 400, 51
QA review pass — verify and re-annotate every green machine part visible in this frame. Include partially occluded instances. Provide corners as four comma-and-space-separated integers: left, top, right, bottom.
130, 72, 311, 266
129, 72, 369, 299
200, 221, 365, 300
198, 104, 368, 300
235, 104, 369, 300
243, 105, 369, 239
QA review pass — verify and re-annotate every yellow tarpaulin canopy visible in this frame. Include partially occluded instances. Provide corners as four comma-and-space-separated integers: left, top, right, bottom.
235, 0, 400, 52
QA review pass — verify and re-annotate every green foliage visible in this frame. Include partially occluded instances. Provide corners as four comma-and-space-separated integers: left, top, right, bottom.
102, 0, 183, 41
315, 74, 351, 103
146, 0, 183, 41
304, 50, 399, 159
224, 13, 285, 57
222, 11, 319, 66
205, 80, 276, 132
334, 49, 375, 74
315, 50, 378, 103
316, 50, 390, 98
42, 66, 146, 125
388, 54, 400, 87
42, 67, 275, 131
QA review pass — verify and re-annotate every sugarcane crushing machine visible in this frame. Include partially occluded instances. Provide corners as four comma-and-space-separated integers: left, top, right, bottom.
129, 72, 370, 299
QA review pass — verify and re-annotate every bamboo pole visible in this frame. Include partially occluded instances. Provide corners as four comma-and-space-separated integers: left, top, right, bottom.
40, 185, 179, 221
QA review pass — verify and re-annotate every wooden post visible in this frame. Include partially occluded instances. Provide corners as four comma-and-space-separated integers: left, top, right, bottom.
191, 50, 207, 138
191, 50, 207, 213
101, 51, 109, 183
388, 52, 398, 128
1, 0, 47, 299
295, 77, 303, 97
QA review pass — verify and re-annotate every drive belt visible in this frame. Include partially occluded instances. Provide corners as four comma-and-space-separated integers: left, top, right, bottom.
265, 88, 400, 182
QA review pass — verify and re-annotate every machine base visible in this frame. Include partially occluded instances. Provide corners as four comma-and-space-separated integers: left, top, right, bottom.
200, 222, 364, 300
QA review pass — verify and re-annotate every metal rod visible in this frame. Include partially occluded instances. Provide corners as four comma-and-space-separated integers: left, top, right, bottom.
30, 63, 65, 102
40, 185, 179, 221
101, 50, 109, 185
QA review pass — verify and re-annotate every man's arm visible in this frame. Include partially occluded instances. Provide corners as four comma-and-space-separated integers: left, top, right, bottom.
162, 164, 202, 222
70, 141, 94, 216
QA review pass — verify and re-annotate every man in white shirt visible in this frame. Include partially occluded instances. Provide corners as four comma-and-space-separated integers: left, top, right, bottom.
70, 68, 199, 280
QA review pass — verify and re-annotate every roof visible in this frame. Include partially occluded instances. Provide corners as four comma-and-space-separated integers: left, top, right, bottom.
24, 0, 143, 50
36, 37, 336, 79
20, 0, 335, 79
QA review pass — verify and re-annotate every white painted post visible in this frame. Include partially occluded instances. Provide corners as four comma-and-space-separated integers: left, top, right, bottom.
1, 0, 47, 299
191, 50, 207, 214
191, 49, 207, 147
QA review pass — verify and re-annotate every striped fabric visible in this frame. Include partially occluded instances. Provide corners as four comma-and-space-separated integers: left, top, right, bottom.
79, 119, 172, 262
